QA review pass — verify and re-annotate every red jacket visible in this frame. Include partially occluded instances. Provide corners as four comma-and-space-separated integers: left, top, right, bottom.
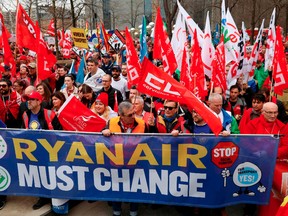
242, 114, 288, 159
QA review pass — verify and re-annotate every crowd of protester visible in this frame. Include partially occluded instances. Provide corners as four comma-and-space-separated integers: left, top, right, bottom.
0, 30, 288, 216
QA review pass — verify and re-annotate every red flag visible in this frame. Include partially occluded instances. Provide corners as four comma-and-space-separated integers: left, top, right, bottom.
59, 29, 72, 59
179, 47, 190, 88
58, 95, 107, 132
125, 27, 142, 88
138, 57, 222, 135
47, 18, 55, 36
276, 196, 288, 216
101, 22, 110, 51
35, 21, 57, 81
16, 3, 37, 51
190, 30, 207, 98
211, 36, 227, 95
114, 91, 118, 112
153, 7, 177, 75
272, 26, 288, 95
0, 14, 16, 77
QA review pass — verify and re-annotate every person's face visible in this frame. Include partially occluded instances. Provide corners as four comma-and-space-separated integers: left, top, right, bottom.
121, 65, 127, 76
230, 88, 239, 100
133, 99, 144, 114
58, 68, 67, 77
263, 107, 278, 123
87, 62, 98, 72
95, 101, 105, 115
27, 99, 41, 111
13, 82, 22, 93
252, 99, 264, 112
120, 106, 135, 125
64, 77, 74, 88
20, 66, 28, 75
52, 96, 62, 110
103, 57, 110, 63
82, 92, 93, 100
192, 111, 204, 124
36, 85, 44, 96
209, 98, 223, 114
129, 89, 139, 99
0, 82, 9, 95
28, 67, 36, 75
102, 76, 111, 88
163, 101, 178, 118
112, 70, 120, 79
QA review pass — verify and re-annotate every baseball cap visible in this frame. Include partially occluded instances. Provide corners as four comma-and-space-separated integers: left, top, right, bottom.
28, 62, 36, 68
102, 53, 111, 58
111, 65, 121, 72
95, 92, 108, 106
19, 55, 28, 61
23, 91, 42, 102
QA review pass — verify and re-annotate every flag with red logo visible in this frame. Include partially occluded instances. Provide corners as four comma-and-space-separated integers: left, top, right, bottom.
59, 29, 72, 59
0, 13, 16, 77
272, 26, 288, 95
58, 95, 107, 132
265, 8, 276, 71
276, 196, 288, 216
35, 21, 57, 81
190, 30, 207, 99
47, 18, 55, 36
138, 57, 222, 135
211, 36, 227, 95
16, 3, 37, 51
125, 27, 142, 88
153, 7, 177, 76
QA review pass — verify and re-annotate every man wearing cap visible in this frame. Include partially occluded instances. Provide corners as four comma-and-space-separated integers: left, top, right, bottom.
21, 91, 62, 210
100, 53, 113, 75
111, 65, 129, 100
84, 58, 106, 92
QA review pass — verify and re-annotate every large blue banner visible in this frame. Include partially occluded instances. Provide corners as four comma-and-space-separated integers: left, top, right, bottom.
0, 129, 279, 208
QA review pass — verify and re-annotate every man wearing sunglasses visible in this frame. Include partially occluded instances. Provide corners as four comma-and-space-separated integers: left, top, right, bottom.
0, 79, 22, 128
0, 79, 22, 209
102, 101, 155, 216
154, 99, 184, 136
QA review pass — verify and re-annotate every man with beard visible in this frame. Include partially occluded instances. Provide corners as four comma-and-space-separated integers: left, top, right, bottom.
0, 78, 21, 209
0, 79, 21, 128
111, 65, 129, 100
27, 62, 38, 86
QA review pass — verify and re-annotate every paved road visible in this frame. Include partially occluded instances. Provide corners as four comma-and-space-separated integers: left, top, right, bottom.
1, 196, 245, 216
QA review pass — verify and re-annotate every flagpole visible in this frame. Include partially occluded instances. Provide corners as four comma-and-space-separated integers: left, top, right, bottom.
269, 70, 274, 102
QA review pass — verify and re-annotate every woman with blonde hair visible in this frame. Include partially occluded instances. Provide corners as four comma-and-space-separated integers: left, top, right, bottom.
91, 92, 117, 121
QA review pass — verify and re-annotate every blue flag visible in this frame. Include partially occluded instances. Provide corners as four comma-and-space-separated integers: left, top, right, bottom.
76, 56, 85, 84
212, 23, 220, 46
140, 16, 148, 62
68, 59, 76, 74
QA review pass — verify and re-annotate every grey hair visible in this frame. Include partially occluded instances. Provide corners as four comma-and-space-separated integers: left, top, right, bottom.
134, 96, 144, 105
118, 101, 133, 115
208, 93, 223, 102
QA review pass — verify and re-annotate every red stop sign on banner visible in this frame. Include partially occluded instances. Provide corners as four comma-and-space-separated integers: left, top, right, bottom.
212, 141, 239, 169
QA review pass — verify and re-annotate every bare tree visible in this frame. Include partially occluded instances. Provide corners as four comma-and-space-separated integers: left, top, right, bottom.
162, 0, 179, 39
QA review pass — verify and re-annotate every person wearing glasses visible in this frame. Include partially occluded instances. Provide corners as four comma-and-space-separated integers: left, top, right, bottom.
102, 101, 155, 216
154, 99, 184, 136
242, 102, 288, 159
0, 78, 22, 210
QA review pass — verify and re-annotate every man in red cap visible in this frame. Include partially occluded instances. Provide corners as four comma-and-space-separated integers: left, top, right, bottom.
21, 91, 63, 210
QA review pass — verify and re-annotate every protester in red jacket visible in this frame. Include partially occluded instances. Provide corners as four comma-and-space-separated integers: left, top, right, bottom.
242, 102, 288, 159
